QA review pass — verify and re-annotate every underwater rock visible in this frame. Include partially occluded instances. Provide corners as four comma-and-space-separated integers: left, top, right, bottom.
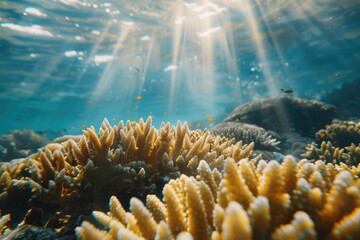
76, 157, 360, 240
321, 78, 360, 119
0, 117, 254, 211
315, 119, 360, 148
0, 129, 49, 162
210, 122, 280, 151
224, 97, 336, 137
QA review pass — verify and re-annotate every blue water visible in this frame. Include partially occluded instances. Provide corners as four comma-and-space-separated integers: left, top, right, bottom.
0, 0, 360, 135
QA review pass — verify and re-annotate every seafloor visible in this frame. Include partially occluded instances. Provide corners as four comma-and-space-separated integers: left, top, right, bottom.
0, 96, 359, 240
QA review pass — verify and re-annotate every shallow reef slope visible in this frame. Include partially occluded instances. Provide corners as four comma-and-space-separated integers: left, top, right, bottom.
0, 117, 254, 209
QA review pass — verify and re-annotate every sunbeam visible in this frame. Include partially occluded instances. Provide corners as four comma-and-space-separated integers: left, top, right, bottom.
92, 20, 134, 99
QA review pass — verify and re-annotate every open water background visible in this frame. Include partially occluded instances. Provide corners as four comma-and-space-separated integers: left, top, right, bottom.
0, 0, 359, 135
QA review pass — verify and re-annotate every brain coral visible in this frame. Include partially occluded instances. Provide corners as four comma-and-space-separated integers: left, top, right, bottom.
76, 156, 360, 240
0, 117, 254, 209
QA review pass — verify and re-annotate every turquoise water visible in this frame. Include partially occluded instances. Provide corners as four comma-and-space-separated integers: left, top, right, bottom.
0, 0, 359, 134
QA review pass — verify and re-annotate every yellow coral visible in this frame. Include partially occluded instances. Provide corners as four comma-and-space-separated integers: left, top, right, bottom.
0, 117, 252, 208
77, 156, 360, 240
330, 208, 360, 239
270, 211, 316, 240
221, 201, 252, 240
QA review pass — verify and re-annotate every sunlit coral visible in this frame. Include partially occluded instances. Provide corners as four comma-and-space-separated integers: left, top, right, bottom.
0, 117, 254, 208
76, 156, 360, 239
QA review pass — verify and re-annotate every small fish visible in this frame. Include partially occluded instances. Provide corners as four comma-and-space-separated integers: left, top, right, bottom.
127, 110, 131, 113
280, 88, 294, 94
81, 124, 87, 128
163, 112, 167, 115
77, 113, 83, 117
112, 117, 117, 121
135, 67, 140, 72
87, 99, 93, 104
135, 95, 142, 100
62, 128, 67, 132
130, 120, 137, 125
206, 117, 215, 121
71, 126, 76, 130
196, 123, 201, 128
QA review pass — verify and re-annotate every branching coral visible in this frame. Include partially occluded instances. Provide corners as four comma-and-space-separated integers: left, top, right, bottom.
302, 141, 346, 164
0, 117, 254, 209
316, 119, 360, 148
302, 141, 360, 167
210, 122, 280, 151
76, 156, 360, 240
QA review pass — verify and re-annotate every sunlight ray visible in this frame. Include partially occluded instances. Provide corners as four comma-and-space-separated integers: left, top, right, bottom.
168, 0, 185, 111
75, 21, 113, 84
92, 21, 134, 99
235, 0, 278, 96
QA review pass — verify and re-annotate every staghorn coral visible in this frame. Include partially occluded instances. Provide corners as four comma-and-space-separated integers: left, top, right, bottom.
0, 117, 254, 209
76, 156, 360, 240
315, 119, 360, 148
302, 141, 347, 164
344, 143, 360, 166
210, 122, 280, 151
302, 141, 360, 167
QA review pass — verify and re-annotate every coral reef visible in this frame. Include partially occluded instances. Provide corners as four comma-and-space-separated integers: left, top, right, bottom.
76, 156, 360, 239
210, 122, 280, 151
302, 141, 360, 167
224, 97, 336, 137
0, 117, 254, 209
315, 119, 360, 148
0, 129, 49, 162
302, 141, 345, 164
